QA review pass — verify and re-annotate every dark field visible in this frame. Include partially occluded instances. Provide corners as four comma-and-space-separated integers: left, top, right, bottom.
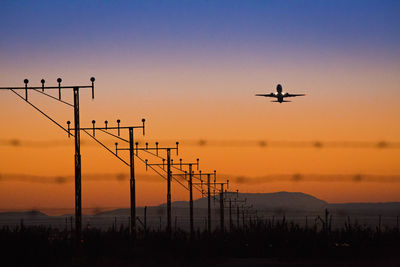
1, 218, 400, 267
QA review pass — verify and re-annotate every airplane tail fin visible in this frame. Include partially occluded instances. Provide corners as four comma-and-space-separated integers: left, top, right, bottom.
271, 100, 291, 103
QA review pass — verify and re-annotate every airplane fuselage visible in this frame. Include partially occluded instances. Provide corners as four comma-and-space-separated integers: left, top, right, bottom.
276, 84, 284, 103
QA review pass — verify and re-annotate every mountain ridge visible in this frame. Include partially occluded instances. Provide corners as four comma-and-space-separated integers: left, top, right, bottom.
1, 191, 399, 218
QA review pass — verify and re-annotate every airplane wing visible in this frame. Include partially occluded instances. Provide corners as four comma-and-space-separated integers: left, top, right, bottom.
283, 93, 306, 98
255, 93, 276, 97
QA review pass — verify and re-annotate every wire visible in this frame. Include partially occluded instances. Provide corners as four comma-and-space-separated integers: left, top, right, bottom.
72, 130, 205, 193
99, 129, 129, 143
134, 154, 167, 181
140, 148, 165, 160
82, 129, 129, 166
9, 89, 74, 137
153, 164, 189, 190
134, 147, 203, 192
32, 89, 74, 107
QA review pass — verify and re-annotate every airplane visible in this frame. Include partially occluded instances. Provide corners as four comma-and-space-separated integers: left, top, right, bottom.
255, 84, 306, 103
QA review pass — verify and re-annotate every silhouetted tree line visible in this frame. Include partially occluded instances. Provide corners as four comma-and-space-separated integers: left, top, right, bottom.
1, 216, 399, 266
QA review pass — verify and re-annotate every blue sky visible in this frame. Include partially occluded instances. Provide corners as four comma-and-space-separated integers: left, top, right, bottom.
1, 0, 399, 61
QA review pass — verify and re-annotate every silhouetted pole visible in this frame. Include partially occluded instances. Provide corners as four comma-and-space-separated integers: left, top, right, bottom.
166, 148, 172, 234
207, 174, 211, 233
129, 127, 136, 237
1, 79, 97, 241
73, 87, 82, 240
188, 164, 194, 237
220, 184, 224, 232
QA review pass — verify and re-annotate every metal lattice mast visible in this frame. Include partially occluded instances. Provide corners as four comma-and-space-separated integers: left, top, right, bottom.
166, 148, 172, 234
0, 77, 95, 241
129, 127, 136, 237
188, 164, 194, 237
207, 174, 211, 233
73, 87, 82, 238
72, 119, 145, 237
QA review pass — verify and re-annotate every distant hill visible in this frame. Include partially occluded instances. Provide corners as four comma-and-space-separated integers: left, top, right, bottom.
96, 191, 328, 217
93, 192, 399, 218
0, 210, 48, 218
1, 192, 399, 222
0, 210, 56, 227
190, 191, 327, 211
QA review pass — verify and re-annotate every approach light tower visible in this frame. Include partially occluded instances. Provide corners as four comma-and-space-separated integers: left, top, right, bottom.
0, 77, 96, 241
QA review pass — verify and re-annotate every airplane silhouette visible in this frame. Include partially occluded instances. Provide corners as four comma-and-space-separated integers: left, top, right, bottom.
255, 84, 306, 103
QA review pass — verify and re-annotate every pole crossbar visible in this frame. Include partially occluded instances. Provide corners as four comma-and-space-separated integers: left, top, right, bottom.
71, 126, 144, 131
148, 162, 197, 166
120, 147, 178, 151
0, 85, 93, 90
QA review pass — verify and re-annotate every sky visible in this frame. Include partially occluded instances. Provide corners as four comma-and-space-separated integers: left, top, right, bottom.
0, 0, 400, 212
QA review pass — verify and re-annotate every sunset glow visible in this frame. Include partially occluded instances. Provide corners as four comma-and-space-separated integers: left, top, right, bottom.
1, 0, 399, 213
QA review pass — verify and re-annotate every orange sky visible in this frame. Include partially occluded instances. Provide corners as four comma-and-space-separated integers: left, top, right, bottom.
1, 1, 400, 213
1, 64, 400, 211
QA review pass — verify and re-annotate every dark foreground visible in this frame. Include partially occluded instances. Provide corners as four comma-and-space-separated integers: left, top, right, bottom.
1, 219, 399, 266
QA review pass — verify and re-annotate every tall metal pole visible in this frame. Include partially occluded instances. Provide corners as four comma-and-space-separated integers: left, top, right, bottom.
207, 174, 211, 233
220, 184, 224, 232
166, 148, 172, 234
188, 164, 194, 238
73, 87, 82, 240
129, 127, 136, 237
